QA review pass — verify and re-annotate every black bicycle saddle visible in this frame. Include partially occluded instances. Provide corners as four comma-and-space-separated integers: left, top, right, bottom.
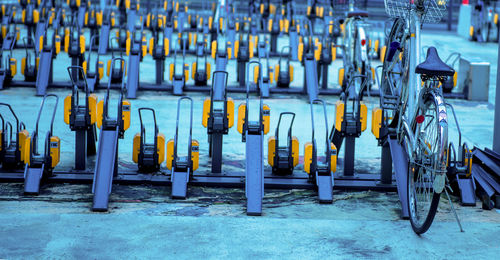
415, 47, 455, 77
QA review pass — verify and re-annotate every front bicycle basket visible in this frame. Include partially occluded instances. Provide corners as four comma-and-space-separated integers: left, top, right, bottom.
384, 0, 448, 24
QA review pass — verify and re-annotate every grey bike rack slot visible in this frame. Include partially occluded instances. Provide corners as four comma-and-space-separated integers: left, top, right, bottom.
172, 75, 185, 95
127, 9, 137, 32
457, 175, 476, 206
92, 128, 119, 211
36, 49, 53, 96
206, 71, 230, 173
92, 57, 127, 211
99, 24, 111, 55
35, 22, 45, 51
289, 28, 298, 61
216, 52, 228, 72
24, 165, 44, 194
169, 97, 196, 199
77, 6, 86, 29
388, 137, 410, 219
316, 173, 333, 203
171, 169, 189, 199
237, 41, 249, 87
127, 53, 140, 99
304, 53, 319, 101
214, 56, 228, 93
245, 132, 264, 216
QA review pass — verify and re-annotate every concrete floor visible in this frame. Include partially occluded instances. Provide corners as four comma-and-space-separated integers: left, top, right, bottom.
1, 26, 500, 258
1, 184, 500, 259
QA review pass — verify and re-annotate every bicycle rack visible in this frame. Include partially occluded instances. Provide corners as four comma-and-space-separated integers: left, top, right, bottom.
67, 0, 87, 29
107, 37, 125, 84
169, 39, 189, 95
92, 57, 131, 211
445, 102, 476, 206
267, 11, 281, 53
1, 7, 17, 50
149, 17, 170, 85
98, 6, 112, 55
289, 20, 299, 61
300, 19, 324, 101
192, 41, 210, 86
237, 60, 271, 215
0, 103, 30, 169
317, 25, 337, 90
35, 9, 62, 96
236, 32, 251, 87
24, 94, 60, 195
64, 66, 98, 171
20, 36, 38, 83
255, 50, 271, 98
65, 14, 86, 80
305, 99, 336, 203
202, 71, 234, 174
275, 46, 294, 88
85, 4, 100, 42
83, 35, 104, 92
0, 38, 16, 90
330, 75, 368, 177
133, 108, 165, 173
167, 97, 199, 199
19, 1, 39, 48
125, 15, 146, 99
268, 112, 299, 175
373, 64, 409, 219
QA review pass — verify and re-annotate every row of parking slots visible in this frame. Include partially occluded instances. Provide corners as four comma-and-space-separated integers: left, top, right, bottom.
0, 31, 385, 80
0, 0, 391, 100
0, 91, 390, 175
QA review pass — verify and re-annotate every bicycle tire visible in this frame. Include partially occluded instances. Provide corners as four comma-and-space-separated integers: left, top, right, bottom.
407, 91, 447, 235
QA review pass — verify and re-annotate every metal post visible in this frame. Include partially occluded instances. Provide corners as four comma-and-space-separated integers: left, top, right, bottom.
380, 142, 392, 184
271, 34, 277, 53
75, 130, 87, 170
71, 57, 79, 81
211, 133, 223, 173
344, 136, 355, 176
322, 63, 329, 89
87, 127, 97, 156
238, 61, 245, 87
155, 59, 164, 85
494, 35, 500, 153
49, 54, 53, 84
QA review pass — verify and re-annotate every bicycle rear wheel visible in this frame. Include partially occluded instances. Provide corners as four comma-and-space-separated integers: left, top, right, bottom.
407, 91, 448, 235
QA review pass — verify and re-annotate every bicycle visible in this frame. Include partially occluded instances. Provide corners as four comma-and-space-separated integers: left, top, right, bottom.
341, 0, 374, 92
381, 0, 455, 234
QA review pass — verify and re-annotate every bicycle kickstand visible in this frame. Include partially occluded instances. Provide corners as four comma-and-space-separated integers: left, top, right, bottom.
444, 182, 464, 232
